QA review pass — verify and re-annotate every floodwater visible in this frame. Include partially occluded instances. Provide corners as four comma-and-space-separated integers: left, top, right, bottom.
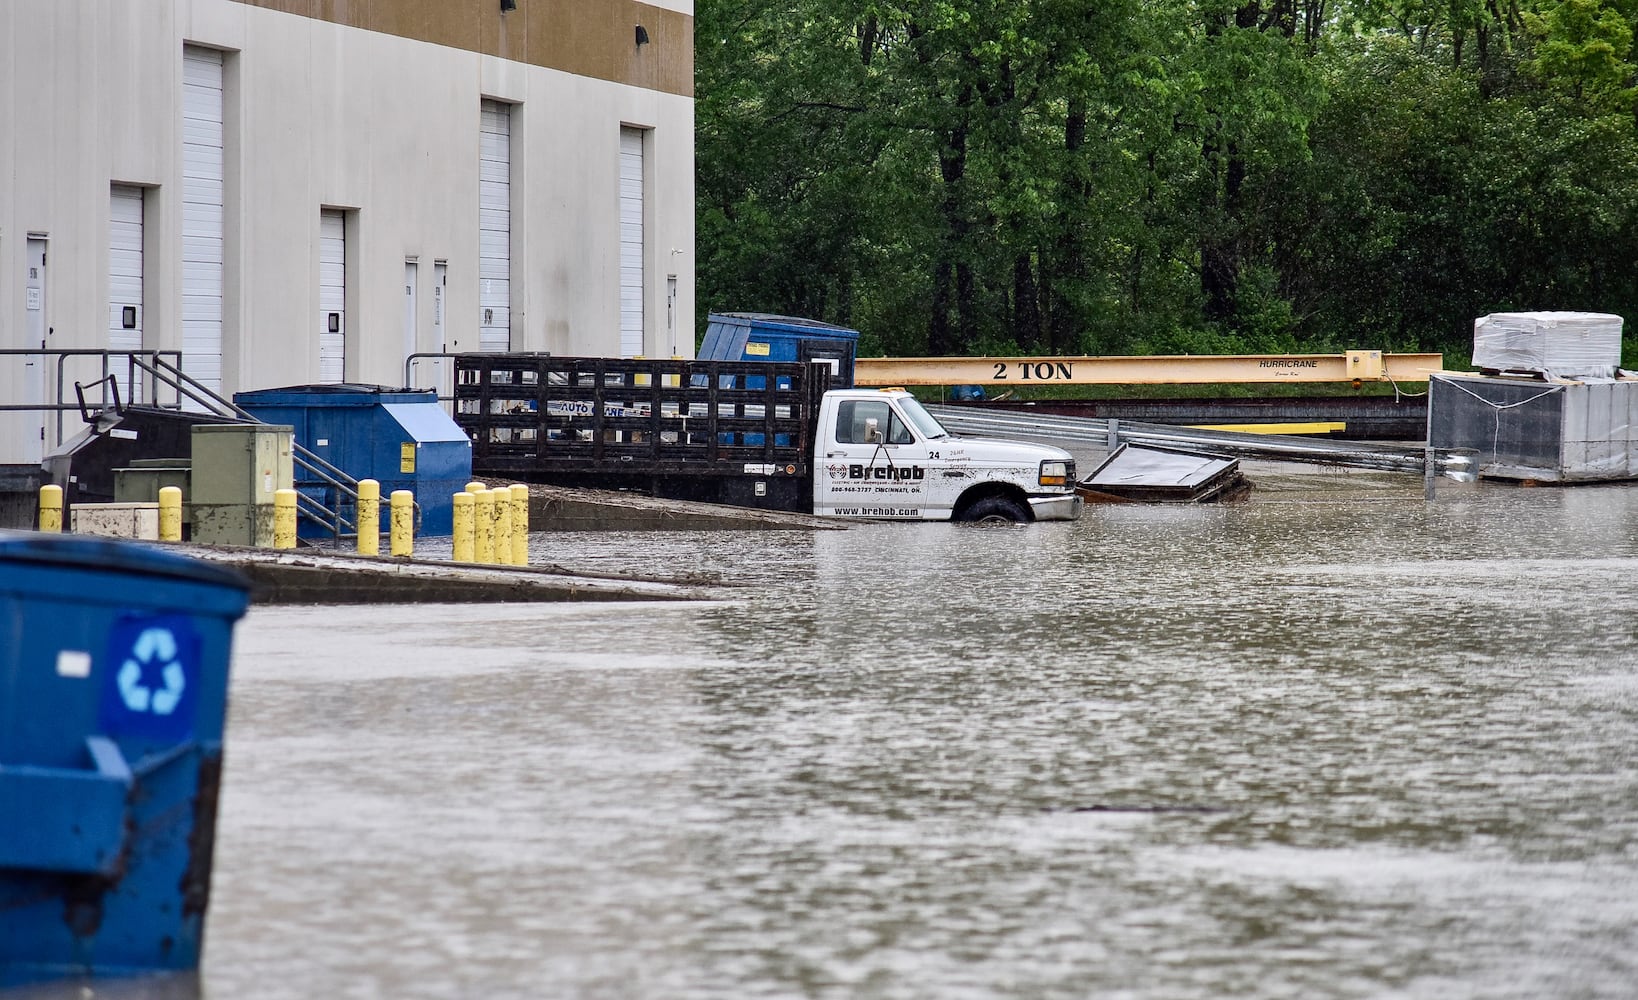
22, 470, 1638, 998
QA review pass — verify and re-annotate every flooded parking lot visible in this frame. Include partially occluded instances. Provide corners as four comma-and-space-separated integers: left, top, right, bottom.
26, 470, 1638, 999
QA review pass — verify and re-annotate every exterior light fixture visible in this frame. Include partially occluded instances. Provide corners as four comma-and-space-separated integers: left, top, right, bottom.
635, 25, 649, 45
501, 0, 516, 11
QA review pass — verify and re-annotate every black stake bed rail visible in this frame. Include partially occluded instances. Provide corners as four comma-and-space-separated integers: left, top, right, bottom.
454, 354, 825, 509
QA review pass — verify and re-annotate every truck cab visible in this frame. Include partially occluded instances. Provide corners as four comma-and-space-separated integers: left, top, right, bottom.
814, 388, 1081, 522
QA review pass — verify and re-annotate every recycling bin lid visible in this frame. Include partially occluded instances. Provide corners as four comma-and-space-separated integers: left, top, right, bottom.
0, 531, 251, 591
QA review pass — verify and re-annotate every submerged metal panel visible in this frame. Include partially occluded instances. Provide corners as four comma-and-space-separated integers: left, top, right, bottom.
1087, 445, 1236, 490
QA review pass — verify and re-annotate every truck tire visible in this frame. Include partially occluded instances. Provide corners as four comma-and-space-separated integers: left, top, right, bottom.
959, 496, 1032, 524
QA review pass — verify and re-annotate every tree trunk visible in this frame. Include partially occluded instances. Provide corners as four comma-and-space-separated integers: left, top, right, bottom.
930, 261, 954, 355
1013, 253, 1040, 350
1046, 98, 1089, 354
1201, 137, 1246, 323
930, 89, 972, 354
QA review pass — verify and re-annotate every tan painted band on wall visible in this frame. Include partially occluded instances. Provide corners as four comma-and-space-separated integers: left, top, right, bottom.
229, 0, 693, 98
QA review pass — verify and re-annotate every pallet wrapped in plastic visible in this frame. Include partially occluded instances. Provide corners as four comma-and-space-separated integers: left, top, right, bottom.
1472, 311, 1624, 379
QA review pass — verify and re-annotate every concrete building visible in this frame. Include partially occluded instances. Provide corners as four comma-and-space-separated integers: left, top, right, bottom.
0, 0, 695, 471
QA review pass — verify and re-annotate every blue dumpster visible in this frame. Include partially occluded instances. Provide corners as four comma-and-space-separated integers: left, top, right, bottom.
0, 532, 252, 986
697, 313, 859, 389
235, 384, 472, 536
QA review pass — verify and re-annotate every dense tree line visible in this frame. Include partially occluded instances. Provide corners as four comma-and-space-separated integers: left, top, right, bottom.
696, 0, 1638, 360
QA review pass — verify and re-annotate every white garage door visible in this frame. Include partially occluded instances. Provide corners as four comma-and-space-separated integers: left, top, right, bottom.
479, 100, 511, 353
319, 210, 346, 383
182, 45, 224, 400
109, 184, 144, 401
619, 126, 645, 358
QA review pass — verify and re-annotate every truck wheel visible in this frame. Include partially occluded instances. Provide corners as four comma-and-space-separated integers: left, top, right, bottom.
959, 496, 1032, 524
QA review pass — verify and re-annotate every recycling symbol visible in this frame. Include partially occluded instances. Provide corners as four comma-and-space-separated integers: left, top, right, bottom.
117, 627, 187, 715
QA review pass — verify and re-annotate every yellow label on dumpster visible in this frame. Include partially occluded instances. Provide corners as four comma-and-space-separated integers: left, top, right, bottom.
401, 442, 416, 473
745, 342, 771, 356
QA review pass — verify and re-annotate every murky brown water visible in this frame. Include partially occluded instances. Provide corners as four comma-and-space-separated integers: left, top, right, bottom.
25, 471, 1638, 999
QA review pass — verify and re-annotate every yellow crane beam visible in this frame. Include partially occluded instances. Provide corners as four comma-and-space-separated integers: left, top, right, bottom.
853, 351, 1443, 387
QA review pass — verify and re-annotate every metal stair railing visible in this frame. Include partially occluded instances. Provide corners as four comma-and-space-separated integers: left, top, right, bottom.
130, 354, 363, 543
923, 404, 1474, 477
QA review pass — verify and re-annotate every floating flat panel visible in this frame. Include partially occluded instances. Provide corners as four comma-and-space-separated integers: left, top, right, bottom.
1081, 445, 1247, 502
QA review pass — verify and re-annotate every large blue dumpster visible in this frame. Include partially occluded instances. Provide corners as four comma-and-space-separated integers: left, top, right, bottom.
235, 384, 472, 536
0, 532, 252, 986
697, 313, 859, 389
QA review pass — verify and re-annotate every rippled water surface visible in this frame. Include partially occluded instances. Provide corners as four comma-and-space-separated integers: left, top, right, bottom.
52, 473, 1638, 999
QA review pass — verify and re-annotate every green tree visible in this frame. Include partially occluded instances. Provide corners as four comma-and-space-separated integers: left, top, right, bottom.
697, 0, 1638, 361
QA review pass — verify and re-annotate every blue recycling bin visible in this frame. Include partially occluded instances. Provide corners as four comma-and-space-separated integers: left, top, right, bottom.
0, 531, 252, 986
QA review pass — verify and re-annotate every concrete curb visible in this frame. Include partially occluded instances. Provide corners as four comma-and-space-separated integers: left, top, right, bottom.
182, 545, 718, 605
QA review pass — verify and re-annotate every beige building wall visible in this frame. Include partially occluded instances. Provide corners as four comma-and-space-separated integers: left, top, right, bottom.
0, 0, 694, 466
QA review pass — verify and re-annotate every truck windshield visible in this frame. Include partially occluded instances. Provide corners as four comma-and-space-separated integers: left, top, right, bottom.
896, 396, 950, 440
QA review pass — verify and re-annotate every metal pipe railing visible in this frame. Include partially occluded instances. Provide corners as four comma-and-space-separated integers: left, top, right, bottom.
924, 404, 1476, 478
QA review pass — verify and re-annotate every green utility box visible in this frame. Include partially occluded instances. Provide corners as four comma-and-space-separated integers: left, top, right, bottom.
113, 459, 192, 505
189, 424, 293, 546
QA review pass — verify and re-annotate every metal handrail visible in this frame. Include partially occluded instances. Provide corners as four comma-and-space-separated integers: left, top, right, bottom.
404, 351, 460, 405
407, 350, 551, 411
0, 348, 183, 435
139, 355, 365, 542
8, 347, 425, 542
923, 404, 1475, 477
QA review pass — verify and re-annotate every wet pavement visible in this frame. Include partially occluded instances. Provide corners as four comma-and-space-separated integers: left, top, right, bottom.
14, 469, 1638, 999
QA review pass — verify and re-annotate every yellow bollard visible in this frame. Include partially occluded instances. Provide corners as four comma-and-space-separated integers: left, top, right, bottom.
390, 490, 415, 557
493, 484, 513, 566
273, 489, 298, 549
473, 489, 495, 564
158, 486, 183, 542
466, 480, 486, 496
356, 479, 380, 556
37, 485, 63, 533
452, 491, 475, 563
510, 484, 529, 566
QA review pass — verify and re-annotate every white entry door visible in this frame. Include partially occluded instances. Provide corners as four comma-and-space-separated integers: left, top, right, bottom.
109, 185, 145, 403
319, 210, 346, 383
433, 260, 449, 408
25, 237, 48, 462
403, 259, 418, 385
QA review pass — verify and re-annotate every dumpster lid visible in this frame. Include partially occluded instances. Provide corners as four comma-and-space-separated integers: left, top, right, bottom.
0, 531, 252, 592
383, 402, 469, 443
234, 384, 435, 407
709, 313, 859, 336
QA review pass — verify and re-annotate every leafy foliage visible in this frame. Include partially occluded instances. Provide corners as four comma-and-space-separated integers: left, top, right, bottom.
696, 0, 1638, 359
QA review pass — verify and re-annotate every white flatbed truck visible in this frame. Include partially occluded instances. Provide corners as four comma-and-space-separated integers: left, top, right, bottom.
455, 355, 1080, 523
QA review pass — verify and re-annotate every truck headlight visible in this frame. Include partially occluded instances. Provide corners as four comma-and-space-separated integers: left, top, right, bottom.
1039, 460, 1072, 487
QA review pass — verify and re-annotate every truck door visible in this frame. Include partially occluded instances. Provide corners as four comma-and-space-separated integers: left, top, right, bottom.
816, 398, 932, 518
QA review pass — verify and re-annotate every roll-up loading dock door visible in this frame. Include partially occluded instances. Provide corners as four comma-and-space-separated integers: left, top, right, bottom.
319, 210, 346, 383
479, 100, 512, 354
619, 126, 645, 358
182, 46, 225, 400
109, 185, 144, 402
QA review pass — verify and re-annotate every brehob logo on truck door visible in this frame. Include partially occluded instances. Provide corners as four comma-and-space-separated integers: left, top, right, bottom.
844, 464, 925, 481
